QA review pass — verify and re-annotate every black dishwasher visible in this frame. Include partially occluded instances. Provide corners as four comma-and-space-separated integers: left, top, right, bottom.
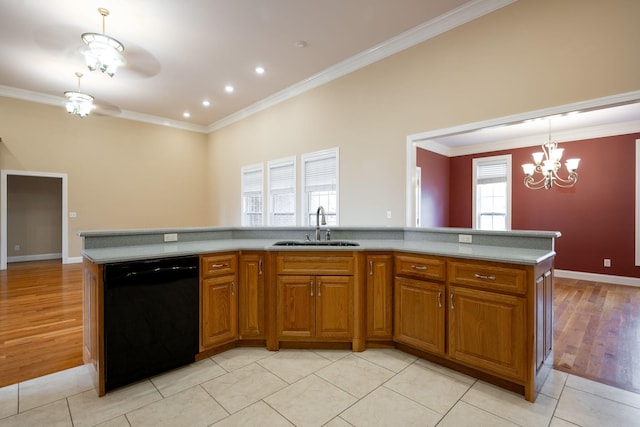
103, 255, 199, 391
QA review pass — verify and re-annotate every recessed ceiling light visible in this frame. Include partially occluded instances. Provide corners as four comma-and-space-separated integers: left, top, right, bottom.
225, 85, 234, 93
255, 66, 265, 75
294, 40, 308, 48
202, 100, 211, 107
183, 111, 191, 118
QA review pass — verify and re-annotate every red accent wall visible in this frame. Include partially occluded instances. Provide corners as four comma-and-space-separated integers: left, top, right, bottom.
417, 148, 449, 227
421, 133, 640, 278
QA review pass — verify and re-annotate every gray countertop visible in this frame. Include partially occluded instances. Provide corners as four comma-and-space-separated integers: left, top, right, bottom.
81, 237, 555, 265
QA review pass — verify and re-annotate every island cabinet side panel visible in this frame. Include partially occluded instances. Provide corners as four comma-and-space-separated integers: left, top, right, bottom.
82, 258, 105, 396
532, 257, 555, 399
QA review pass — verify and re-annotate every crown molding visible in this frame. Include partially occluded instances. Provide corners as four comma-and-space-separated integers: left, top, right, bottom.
412, 90, 640, 157
0, 85, 208, 134
208, 0, 517, 132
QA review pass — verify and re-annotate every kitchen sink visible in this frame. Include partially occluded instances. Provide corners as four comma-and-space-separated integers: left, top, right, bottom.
273, 240, 360, 247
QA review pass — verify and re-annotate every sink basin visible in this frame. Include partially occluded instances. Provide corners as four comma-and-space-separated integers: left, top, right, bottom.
273, 240, 360, 247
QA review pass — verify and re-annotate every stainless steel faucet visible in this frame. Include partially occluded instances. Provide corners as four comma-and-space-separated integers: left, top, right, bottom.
315, 206, 326, 241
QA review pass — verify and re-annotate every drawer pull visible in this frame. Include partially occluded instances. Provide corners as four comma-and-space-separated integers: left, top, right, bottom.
411, 265, 428, 271
211, 263, 228, 269
317, 280, 322, 297
369, 259, 373, 275
450, 292, 455, 309
437, 291, 442, 308
474, 273, 496, 280
258, 258, 263, 275
231, 281, 235, 296
310, 279, 314, 297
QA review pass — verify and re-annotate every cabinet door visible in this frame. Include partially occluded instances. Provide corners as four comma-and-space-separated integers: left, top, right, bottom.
316, 276, 353, 339
239, 253, 264, 339
366, 255, 393, 339
201, 274, 238, 349
393, 277, 444, 355
277, 275, 315, 338
448, 285, 525, 380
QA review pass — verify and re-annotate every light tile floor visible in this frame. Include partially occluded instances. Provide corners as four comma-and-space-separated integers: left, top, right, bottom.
1, 347, 640, 427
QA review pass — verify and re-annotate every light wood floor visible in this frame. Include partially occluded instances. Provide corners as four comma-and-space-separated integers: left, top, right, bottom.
0, 260, 83, 388
1, 261, 639, 394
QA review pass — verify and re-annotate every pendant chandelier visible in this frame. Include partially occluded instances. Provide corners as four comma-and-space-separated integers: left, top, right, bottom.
521, 120, 580, 190
64, 72, 94, 118
80, 8, 126, 78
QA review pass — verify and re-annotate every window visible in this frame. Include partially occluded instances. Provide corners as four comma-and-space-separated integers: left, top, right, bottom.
241, 164, 263, 226
473, 155, 511, 230
267, 157, 296, 226
301, 148, 338, 226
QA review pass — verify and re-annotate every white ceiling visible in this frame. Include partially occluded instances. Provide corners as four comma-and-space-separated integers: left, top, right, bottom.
1, 0, 638, 147
0, 0, 478, 131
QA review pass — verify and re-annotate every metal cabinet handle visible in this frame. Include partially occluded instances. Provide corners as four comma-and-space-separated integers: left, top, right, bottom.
450, 292, 454, 309
437, 291, 442, 308
211, 263, 228, 268
317, 280, 322, 297
474, 273, 496, 280
411, 265, 428, 271
310, 279, 314, 297
258, 258, 263, 275
369, 259, 373, 275
231, 281, 235, 296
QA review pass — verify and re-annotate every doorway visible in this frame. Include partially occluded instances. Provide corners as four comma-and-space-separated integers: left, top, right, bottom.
1, 170, 69, 270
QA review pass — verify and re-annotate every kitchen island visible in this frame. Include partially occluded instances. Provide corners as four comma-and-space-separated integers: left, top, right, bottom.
79, 226, 559, 402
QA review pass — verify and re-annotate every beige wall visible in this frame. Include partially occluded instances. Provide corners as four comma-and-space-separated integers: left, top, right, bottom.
1, 0, 639, 260
0, 98, 209, 258
207, 0, 640, 226
7, 175, 62, 257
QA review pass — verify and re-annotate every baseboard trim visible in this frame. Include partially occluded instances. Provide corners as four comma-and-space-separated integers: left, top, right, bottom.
554, 269, 640, 287
65, 256, 82, 264
7, 253, 62, 263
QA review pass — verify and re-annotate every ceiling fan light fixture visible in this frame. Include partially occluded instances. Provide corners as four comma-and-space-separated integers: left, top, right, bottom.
80, 8, 126, 78
64, 72, 94, 118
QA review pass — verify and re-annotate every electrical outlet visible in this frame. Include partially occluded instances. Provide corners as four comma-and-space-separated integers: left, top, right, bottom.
604, 258, 611, 267
386, 210, 392, 219
69, 211, 77, 218
164, 233, 178, 242
458, 234, 473, 244
14, 244, 20, 251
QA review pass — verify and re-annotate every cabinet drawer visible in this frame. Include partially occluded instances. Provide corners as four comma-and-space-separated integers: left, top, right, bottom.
276, 253, 354, 275
448, 261, 526, 295
394, 254, 445, 281
201, 253, 237, 277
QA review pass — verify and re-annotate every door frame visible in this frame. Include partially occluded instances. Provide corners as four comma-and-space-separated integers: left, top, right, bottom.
1, 170, 69, 270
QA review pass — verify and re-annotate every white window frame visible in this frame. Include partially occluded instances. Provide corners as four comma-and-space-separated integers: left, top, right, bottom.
301, 148, 339, 226
241, 164, 264, 226
472, 154, 512, 230
267, 157, 296, 226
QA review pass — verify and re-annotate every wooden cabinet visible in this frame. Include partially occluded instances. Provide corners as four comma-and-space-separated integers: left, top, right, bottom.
200, 253, 238, 350
275, 252, 355, 343
277, 275, 353, 339
448, 284, 526, 380
447, 260, 527, 381
82, 259, 104, 395
394, 277, 444, 354
239, 252, 265, 340
393, 254, 446, 354
366, 254, 393, 340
